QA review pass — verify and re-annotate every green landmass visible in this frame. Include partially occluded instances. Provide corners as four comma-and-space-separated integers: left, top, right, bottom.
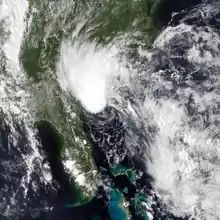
19, 0, 164, 199
20, 0, 169, 218
35, 120, 92, 204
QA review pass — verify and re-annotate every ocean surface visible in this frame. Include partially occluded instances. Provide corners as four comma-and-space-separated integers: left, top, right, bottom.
1, 0, 220, 219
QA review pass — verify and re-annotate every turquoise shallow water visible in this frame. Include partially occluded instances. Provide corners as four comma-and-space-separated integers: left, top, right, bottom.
92, 216, 102, 220
109, 190, 128, 220
2, 0, 217, 219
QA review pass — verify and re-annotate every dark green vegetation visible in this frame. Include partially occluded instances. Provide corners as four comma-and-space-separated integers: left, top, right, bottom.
21, 0, 161, 81
21, 0, 201, 80
20, 2, 98, 197
85, 0, 159, 44
20, 0, 204, 219
36, 120, 91, 204
19, 0, 164, 199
